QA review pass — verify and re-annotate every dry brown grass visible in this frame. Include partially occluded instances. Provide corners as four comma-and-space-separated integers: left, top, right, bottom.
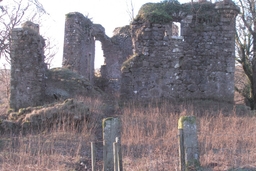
121, 102, 180, 171
121, 102, 256, 171
0, 132, 92, 170
0, 96, 256, 171
0, 68, 10, 119
0, 97, 105, 171
198, 114, 256, 170
1, 99, 256, 171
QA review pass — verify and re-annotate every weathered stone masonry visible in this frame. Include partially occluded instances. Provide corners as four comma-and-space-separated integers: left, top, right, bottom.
120, 0, 239, 102
9, 0, 240, 111
9, 21, 104, 111
97, 26, 133, 92
63, 12, 133, 88
9, 21, 47, 111
63, 12, 95, 84
9, 14, 133, 111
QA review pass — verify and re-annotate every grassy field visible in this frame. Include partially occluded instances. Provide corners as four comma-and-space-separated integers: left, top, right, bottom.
121, 102, 256, 171
0, 98, 255, 171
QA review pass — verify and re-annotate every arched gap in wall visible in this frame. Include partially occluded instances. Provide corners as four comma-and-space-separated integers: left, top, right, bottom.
95, 40, 105, 74
172, 22, 181, 36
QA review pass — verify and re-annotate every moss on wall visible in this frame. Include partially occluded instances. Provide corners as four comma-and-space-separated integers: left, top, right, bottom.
135, 1, 217, 24
135, 1, 181, 24
102, 117, 114, 129
178, 116, 196, 129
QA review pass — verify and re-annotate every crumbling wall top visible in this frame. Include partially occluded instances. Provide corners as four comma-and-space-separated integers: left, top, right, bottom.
113, 25, 131, 36
133, 0, 239, 25
22, 21, 39, 34
65, 12, 94, 31
215, 0, 240, 12
10, 21, 46, 111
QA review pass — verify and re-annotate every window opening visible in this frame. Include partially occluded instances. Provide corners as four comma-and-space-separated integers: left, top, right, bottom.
94, 40, 105, 77
172, 22, 181, 36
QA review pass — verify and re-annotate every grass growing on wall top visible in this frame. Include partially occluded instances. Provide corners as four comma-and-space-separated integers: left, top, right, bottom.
135, 0, 216, 24
182, 1, 216, 23
135, 0, 181, 24
182, 1, 215, 14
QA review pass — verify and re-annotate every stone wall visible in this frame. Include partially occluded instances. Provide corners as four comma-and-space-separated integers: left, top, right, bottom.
96, 25, 133, 92
63, 12, 95, 84
9, 1, 240, 111
9, 22, 47, 111
63, 12, 133, 92
9, 22, 103, 111
100, 25, 133, 81
120, 0, 239, 102
9, 14, 133, 111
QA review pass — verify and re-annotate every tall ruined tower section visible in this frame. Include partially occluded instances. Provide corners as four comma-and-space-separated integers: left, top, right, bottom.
180, 0, 239, 102
9, 21, 46, 111
121, 0, 239, 102
63, 12, 95, 84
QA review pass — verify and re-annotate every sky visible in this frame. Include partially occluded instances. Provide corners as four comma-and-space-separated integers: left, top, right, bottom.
39, 0, 163, 69
1, 0, 191, 69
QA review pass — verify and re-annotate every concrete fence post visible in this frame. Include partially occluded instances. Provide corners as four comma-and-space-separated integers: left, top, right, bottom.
103, 117, 122, 171
113, 137, 120, 171
178, 116, 200, 171
91, 142, 95, 171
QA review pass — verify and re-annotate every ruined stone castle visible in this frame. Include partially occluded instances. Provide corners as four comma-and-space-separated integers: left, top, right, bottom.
9, 0, 239, 111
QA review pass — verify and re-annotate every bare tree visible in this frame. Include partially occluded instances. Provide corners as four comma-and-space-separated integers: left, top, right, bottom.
0, 0, 57, 67
235, 0, 256, 109
235, 13, 254, 108
44, 36, 59, 68
0, 0, 58, 98
0, 64, 10, 101
28, 0, 47, 14
126, 0, 135, 22
0, 0, 31, 62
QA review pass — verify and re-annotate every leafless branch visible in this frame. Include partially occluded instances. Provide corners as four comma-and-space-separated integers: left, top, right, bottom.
126, 0, 135, 23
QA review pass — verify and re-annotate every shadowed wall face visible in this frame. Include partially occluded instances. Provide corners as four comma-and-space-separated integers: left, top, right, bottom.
63, 12, 95, 84
9, 1, 239, 111
120, 0, 239, 102
63, 12, 133, 92
9, 22, 46, 111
